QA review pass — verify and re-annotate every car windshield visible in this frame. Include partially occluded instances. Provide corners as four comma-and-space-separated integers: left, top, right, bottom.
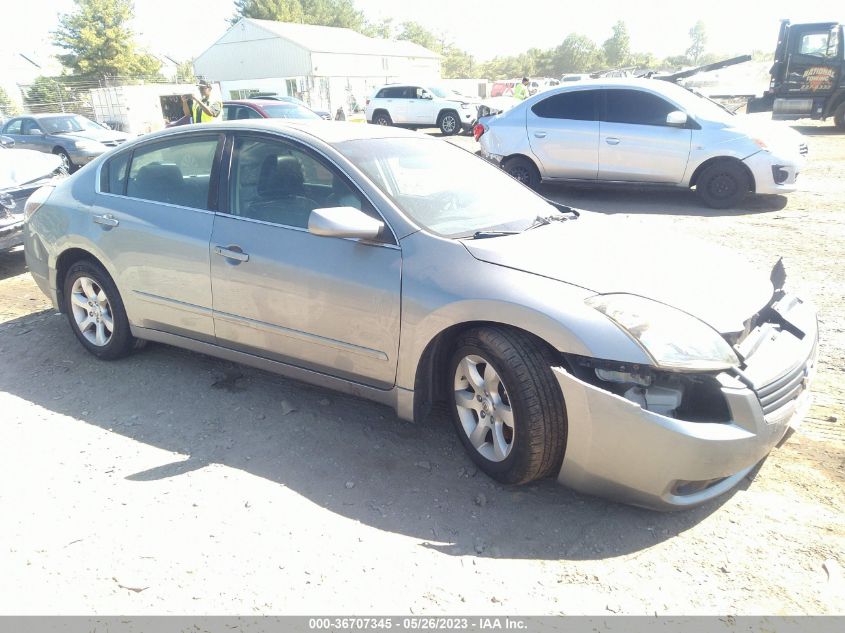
40, 115, 105, 134
260, 104, 321, 119
427, 86, 451, 98
662, 83, 735, 122
337, 138, 557, 238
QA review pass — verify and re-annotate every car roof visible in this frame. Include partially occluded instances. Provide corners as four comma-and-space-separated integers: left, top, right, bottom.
547, 77, 685, 94
14, 113, 82, 120
224, 99, 300, 107
118, 120, 427, 149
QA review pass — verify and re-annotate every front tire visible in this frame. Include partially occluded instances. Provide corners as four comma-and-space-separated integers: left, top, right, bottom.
449, 327, 567, 485
695, 160, 750, 209
53, 148, 74, 173
63, 260, 137, 360
438, 110, 460, 135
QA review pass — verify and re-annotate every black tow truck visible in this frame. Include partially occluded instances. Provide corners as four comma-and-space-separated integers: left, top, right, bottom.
748, 20, 845, 130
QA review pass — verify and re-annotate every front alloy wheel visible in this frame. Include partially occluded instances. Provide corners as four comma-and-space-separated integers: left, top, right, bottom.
454, 354, 515, 462
449, 327, 567, 485
439, 112, 459, 135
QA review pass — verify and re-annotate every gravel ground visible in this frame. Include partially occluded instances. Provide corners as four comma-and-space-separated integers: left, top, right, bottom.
0, 121, 842, 616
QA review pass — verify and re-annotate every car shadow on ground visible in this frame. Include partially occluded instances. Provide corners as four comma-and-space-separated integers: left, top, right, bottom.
0, 310, 739, 562
537, 184, 788, 217
0, 246, 27, 281
791, 125, 842, 137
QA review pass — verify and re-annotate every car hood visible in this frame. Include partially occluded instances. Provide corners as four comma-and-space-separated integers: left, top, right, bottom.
0, 148, 62, 190
462, 213, 773, 334
720, 114, 806, 156
444, 96, 481, 106
51, 128, 129, 143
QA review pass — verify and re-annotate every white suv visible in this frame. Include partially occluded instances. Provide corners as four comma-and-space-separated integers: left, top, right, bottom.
366, 85, 480, 135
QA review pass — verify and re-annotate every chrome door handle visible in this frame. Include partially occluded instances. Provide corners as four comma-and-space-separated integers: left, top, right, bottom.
533, 131, 547, 138
93, 214, 119, 227
605, 137, 620, 145
214, 245, 249, 262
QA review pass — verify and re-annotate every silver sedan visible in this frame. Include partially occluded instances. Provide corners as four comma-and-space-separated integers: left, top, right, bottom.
23, 121, 817, 509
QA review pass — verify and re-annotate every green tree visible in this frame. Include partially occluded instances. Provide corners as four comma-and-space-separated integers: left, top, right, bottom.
232, 0, 366, 30
53, 0, 161, 77
361, 16, 393, 39
176, 60, 196, 83
396, 21, 441, 52
603, 20, 631, 68
686, 20, 707, 65
441, 45, 476, 79
553, 34, 605, 74
24, 77, 67, 113
232, 0, 304, 23
0, 87, 20, 116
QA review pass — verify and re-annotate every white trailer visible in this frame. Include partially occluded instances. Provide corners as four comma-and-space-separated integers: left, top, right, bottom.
89, 82, 201, 135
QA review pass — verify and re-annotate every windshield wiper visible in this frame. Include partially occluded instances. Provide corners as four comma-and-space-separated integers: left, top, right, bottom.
523, 202, 580, 232
470, 230, 520, 239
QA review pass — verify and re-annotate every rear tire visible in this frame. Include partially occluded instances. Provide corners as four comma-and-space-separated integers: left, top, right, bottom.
63, 260, 137, 360
372, 111, 392, 126
695, 160, 750, 209
438, 110, 461, 135
449, 327, 567, 485
502, 156, 541, 189
834, 102, 845, 131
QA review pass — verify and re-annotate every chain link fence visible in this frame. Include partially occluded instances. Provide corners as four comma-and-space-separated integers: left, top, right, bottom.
13, 75, 202, 134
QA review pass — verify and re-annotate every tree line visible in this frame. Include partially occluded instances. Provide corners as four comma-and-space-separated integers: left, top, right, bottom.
4, 0, 745, 116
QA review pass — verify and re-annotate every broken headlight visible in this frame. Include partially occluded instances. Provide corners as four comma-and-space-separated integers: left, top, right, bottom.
586, 294, 739, 371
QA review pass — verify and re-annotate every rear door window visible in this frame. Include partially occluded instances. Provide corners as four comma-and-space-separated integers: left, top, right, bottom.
603, 89, 677, 126
125, 135, 220, 209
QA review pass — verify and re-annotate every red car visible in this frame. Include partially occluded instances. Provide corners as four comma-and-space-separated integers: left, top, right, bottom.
222, 99, 324, 121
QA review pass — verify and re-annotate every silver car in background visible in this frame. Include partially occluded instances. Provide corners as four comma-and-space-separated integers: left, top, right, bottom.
477, 78, 808, 208
24, 121, 817, 509
1, 113, 129, 172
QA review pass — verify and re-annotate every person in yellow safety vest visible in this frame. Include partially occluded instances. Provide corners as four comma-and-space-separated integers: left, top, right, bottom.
513, 77, 530, 101
180, 80, 222, 123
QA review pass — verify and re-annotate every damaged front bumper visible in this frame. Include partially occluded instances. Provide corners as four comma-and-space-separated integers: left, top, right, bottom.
554, 293, 818, 510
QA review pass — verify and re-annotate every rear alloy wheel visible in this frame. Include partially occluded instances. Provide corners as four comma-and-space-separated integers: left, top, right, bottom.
449, 327, 567, 485
438, 111, 460, 135
373, 112, 392, 126
63, 260, 137, 360
695, 160, 750, 209
502, 156, 541, 188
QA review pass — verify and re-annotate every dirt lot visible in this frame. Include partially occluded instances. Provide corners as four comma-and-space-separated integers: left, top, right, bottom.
0, 122, 843, 616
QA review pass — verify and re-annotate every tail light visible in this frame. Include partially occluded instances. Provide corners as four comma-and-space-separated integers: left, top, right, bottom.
24, 185, 55, 220
473, 123, 486, 142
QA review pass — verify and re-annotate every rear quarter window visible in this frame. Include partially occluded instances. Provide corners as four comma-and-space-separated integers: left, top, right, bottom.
100, 151, 131, 195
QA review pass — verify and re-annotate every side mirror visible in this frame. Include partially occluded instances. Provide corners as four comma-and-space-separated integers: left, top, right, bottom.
27, 128, 44, 136
421, 92, 433, 100
0, 135, 14, 148
666, 110, 688, 127
308, 206, 384, 241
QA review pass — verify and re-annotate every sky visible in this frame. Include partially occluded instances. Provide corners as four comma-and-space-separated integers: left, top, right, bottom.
3, 0, 841, 65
